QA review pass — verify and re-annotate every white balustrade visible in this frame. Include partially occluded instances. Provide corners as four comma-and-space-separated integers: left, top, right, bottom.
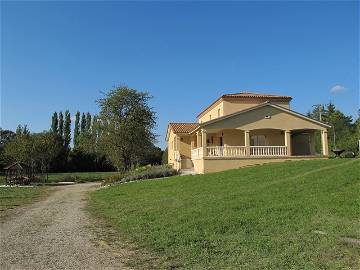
206, 146, 247, 157
191, 147, 203, 159
193, 146, 288, 158
250, 146, 287, 156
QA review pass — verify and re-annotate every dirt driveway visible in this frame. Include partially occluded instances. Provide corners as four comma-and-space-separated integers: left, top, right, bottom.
0, 183, 130, 270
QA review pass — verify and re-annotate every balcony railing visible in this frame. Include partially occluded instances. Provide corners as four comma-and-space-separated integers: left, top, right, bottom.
191, 146, 288, 159
250, 146, 287, 156
191, 147, 203, 159
207, 146, 246, 157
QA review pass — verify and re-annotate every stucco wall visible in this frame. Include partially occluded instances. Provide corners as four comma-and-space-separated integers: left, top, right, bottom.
167, 130, 192, 169
179, 136, 192, 159
223, 99, 290, 116
204, 106, 327, 132
198, 101, 224, 123
167, 129, 176, 166
193, 157, 326, 174
198, 99, 290, 124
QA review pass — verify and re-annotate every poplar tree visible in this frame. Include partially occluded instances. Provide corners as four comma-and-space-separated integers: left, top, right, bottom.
51, 112, 58, 133
81, 113, 86, 133
58, 111, 64, 137
74, 111, 80, 148
64, 110, 71, 149
86, 113, 92, 132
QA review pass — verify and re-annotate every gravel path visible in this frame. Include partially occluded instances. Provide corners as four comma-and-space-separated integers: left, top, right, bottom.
0, 183, 130, 270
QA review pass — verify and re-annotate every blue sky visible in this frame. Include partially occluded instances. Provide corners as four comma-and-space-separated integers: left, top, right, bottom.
1, 1, 359, 148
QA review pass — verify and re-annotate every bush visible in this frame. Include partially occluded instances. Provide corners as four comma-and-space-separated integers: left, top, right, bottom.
122, 165, 178, 183
101, 165, 178, 186
342, 151, 356, 158
102, 173, 125, 186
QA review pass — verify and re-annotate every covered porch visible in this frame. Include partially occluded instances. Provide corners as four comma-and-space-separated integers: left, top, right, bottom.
190, 128, 329, 159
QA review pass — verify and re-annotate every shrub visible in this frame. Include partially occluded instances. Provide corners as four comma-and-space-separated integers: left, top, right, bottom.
102, 173, 126, 186
121, 165, 178, 183
342, 151, 356, 158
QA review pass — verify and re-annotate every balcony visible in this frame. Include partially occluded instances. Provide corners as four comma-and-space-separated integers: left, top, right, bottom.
191, 146, 288, 159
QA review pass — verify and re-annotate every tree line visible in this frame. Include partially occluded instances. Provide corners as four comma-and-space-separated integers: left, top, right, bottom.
307, 102, 359, 154
0, 86, 164, 177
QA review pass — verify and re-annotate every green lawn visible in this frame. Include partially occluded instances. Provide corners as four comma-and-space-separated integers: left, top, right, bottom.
0, 186, 49, 214
46, 171, 118, 183
88, 159, 360, 269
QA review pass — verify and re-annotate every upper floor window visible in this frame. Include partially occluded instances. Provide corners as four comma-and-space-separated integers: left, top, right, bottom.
209, 114, 212, 120
218, 109, 221, 118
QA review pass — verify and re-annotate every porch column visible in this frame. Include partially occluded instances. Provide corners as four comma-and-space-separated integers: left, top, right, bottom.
201, 129, 207, 157
284, 130, 292, 156
321, 130, 329, 156
196, 131, 201, 148
244, 130, 250, 156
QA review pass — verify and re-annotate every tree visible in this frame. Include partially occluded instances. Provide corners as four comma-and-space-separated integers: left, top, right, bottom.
32, 132, 63, 181
4, 128, 34, 167
64, 110, 71, 149
0, 129, 16, 147
58, 111, 64, 137
308, 102, 358, 154
81, 113, 87, 133
97, 86, 156, 170
162, 147, 168, 164
74, 111, 80, 148
86, 113, 92, 132
51, 112, 59, 133
0, 129, 16, 168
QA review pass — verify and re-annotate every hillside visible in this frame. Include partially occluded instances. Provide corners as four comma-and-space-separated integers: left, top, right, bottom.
89, 159, 360, 269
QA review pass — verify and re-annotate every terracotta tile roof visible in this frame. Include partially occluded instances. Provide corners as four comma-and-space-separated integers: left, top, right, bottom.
197, 91, 292, 118
169, 122, 199, 134
223, 92, 292, 100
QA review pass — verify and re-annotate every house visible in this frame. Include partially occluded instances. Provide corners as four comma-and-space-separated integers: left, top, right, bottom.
166, 92, 331, 174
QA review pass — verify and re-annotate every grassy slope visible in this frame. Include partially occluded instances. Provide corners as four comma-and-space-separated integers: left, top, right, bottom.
89, 159, 360, 269
0, 187, 49, 214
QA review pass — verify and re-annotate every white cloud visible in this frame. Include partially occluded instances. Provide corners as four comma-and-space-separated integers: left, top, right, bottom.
330, 84, 346, 93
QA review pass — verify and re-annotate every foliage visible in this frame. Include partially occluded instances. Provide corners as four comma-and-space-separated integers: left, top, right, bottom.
67, 149, 114, 172
74, 111, 80, 149
162, 147, 168, 164
89, 159, 360, 269
101, 165, 177, 185
121, 165, 178, 183
58, 111, 64, 137
4, 131, 63, 176
81, 112, 87, 133
51, 112, 58, 133
86, 112, 92, 131
0, 129, 16, 168
308, 102, 359, 154
64, 110, 71, 149
97, 86, 157, 170
140, 146, 163, 166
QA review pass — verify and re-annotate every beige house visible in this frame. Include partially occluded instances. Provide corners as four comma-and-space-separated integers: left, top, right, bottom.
166, 92, 331, 174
